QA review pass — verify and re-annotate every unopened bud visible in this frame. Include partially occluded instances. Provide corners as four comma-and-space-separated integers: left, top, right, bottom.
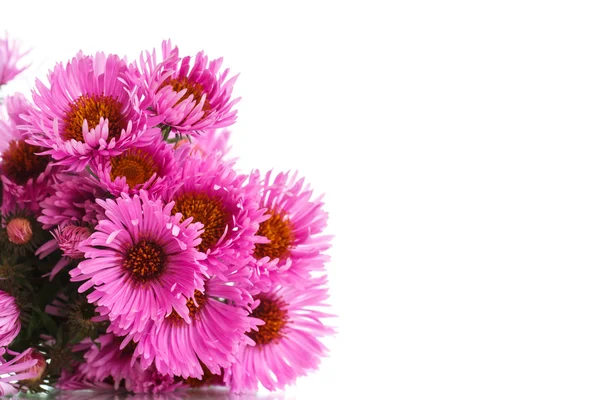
6, 217, 33, 245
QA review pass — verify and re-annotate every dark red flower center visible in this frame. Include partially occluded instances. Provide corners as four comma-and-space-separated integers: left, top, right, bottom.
247, 296, 288, 346
122, 240, 166, 282
1, 140, 51, 185
172, 193, 228, 253
63, 94, 126, 142
253, 210, 295, 260
110, 148, 159, 187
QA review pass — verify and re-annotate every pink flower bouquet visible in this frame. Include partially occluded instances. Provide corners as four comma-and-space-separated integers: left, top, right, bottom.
0, 35, 333, 395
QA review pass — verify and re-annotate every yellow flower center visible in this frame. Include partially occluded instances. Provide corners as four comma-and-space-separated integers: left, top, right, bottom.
63, 95, 126, 142
161, 76, 211, 112
172, 193, 228, 253
109, 148, 159, 187
254, 210, 295, 260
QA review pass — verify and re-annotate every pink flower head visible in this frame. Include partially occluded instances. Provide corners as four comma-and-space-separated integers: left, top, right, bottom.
0, 33, 29, 86
251, 171, 332, 286
38, 172, 107, 230
70, 190, 206, 335
0, 116, 56, 213
136, 40, 239, 135
161, 145, 266, 279
225, 276, 334, 392
123, 273, 260, 380
91, 136, 175, 197
0, 348, 40, 396
4, 93, 31, 126
176, 129, 232, 159
26, 52, 161, 171
52, 225, 91, 259
62, 334, 183, 394
0, 290, 20, 346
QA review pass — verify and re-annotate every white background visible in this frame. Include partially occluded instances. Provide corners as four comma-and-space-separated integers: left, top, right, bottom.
2, 1, 600, 399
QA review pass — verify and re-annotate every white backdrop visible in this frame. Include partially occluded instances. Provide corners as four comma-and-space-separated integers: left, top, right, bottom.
2, 1, 600, 399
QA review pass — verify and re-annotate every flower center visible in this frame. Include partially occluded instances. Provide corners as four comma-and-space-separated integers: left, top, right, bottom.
167, 289, 207, 323
253, 210, 295, 260
162, 76, 211, 112
6, 217, 33, 245
1, 140, 51, 185
109, 148, 159, 187
172, 193, 228, 253
122, 240, 166, 282
247, 296, 288, 346
63, 95, 126, 142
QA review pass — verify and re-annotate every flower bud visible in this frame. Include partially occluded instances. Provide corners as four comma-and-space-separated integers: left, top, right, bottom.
6, 217, 33, 245
53, 225, 91, 259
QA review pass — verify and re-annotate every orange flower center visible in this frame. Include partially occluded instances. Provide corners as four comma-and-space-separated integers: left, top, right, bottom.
247, 296, 288, 346
109, 148, 159, 187
1, 140, 51, 185
161, 76, 211, 112
63, 95, 126, 142
167, 290, 207, 323
254, 210, 295, 260
172, 193, 228, 253
122, 240, 166, 282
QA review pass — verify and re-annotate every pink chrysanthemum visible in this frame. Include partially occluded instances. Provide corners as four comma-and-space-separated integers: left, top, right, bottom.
38, 172, 107, 230
225, 276, 334, 392
0, 348, 39, 396
70, 334, 179, 393
136, 40, 239, 135
4, 92, 31, 126
0, 115, 56, 213
179, 129, 232, 159
70, 191, 206, 335
161, 146, 266, 279
91, 136, 175, 196
251, 171, 332, 286
0, 290, 20, 347
37, 173, 107, 280
0, 33, 29, 86
120, 273, 260, 380
26, 53, 161, 171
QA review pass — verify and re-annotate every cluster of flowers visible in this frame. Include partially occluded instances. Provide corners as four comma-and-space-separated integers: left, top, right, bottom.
0, 34, 333, 395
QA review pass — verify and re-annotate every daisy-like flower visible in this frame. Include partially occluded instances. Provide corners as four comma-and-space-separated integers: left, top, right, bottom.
225, 275, 334, 392
0, 33, 29, 86
136, 40, 239, 135
26, 53, 160, 171
0, 289, 20, 346
162, 146, 266, 279
62, 334, 183, 394
91, 136, 175, 196
0, 114, 55, 213
38, 172, 107, 230
70, 191, 206, 335
122, 273, 260, 380
4, 92, 31, 126
251, 170, 332, 286
0, 348, 40, 396
36, 173, 106, 280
